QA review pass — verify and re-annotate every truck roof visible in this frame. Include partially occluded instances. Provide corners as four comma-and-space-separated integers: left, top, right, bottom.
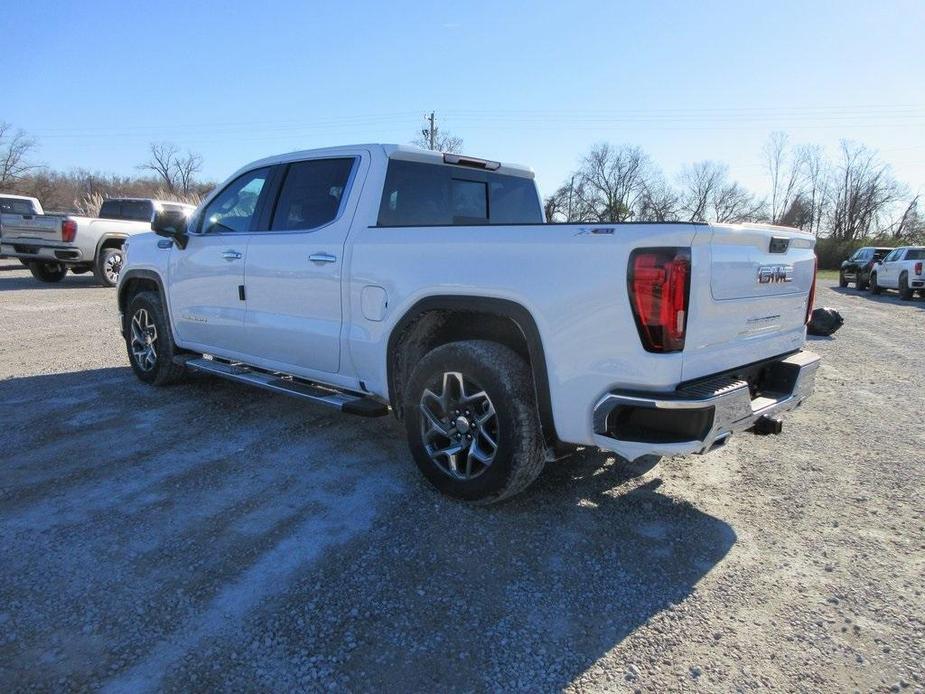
243, 144, 536, 180
0, 193, 40, 202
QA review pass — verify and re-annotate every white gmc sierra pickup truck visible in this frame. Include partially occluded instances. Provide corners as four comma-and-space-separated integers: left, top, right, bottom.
1, 197, 194, 286
117, 144, 820, 503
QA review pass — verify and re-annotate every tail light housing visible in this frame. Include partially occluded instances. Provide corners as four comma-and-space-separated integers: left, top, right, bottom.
805, 257, 817, 324
627, 248, 691, 353
915, 261, 923, 276
61, 219, 77, 243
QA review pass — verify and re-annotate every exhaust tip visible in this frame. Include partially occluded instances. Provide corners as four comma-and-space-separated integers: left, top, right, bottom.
753, 415, 783, 436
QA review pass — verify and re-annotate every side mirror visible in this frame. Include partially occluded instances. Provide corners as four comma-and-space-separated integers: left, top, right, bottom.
151, 210, 190, 249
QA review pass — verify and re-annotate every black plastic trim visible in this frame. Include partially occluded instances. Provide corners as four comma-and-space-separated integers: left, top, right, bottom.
386, 295, 556, 442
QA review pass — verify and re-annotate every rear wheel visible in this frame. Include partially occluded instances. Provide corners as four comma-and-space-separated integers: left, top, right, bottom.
403, 340, 545, 504
870, 273, 881, 295
125, 291, 187, 385
899, 273, 912, 300
28, 261, 67, 283
94, 246, 123, 287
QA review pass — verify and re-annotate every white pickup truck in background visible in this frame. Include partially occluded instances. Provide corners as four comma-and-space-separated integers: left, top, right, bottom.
117, 144, 820, 503
0, 197, 194, 286
869, 246, 925, 300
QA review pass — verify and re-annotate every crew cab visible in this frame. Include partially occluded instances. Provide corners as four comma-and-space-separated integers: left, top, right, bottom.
0, 197, 194, 286
869, 246, 925, 299
0, 194, 43, 260
117, 144, 820, 503
839, 246, 892, 290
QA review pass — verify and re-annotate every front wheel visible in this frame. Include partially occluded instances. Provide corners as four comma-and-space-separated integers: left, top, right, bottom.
870, 273, 881, 295
838, 271, 848, 288
28, 261, 67, 283
899, 273, 913, 300
855, 272, 867, 290
94, 246, 123, 287
125, 291, 187, 385
403, 340, 546, 504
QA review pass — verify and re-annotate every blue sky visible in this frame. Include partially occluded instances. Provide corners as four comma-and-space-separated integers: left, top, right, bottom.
4, 0, 924, 198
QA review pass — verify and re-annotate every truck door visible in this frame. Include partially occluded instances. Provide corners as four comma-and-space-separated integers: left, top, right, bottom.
241, 153, 365, 375
168, 167, 272, 354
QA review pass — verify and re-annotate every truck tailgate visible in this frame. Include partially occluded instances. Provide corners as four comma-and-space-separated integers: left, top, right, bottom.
0, 214, 62, 242
682, 223, 816, 381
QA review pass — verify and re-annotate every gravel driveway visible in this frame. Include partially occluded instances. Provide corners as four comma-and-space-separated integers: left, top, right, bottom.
0, 264, 922, 692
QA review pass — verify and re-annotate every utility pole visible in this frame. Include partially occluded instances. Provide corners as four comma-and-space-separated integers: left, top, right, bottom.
423, 111, 436, 150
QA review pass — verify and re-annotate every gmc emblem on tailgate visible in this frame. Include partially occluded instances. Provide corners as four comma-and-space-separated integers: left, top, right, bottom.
757, 264, 794, 284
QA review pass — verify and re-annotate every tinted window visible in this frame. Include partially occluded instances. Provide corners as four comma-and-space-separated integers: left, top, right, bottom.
200, 168, 270, 233
884, 250, 901, 262
906, 249, 925, 260
452, 179, 488, 222
0, 198, 36, 215
98, 200, 122, 219
872, 249, 889, 260
270, 158, 354, 231
121, 201, 154, 221
377, 159, 542, 226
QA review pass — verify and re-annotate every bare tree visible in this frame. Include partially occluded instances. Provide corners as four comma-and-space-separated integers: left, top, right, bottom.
0, 122, 40, 187
793, 144, 829, 236
138, 142, 204, 195
569, 143, 655, 222
764, 132, 804, 224
827, 141, 904, 240
678, 161, 764, 223
638, 175, 680, 222
411, 129, 463, 153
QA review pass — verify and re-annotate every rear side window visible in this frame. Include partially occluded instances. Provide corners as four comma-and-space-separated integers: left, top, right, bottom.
377, 159, 542, 226
905, 249, 925, 260
0, 198, 36, 215
270, 158, 355, 231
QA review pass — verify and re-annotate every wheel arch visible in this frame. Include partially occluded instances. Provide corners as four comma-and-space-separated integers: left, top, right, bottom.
118, 269, 168, 333
95, 233, 129, 259
386, 295, 557, 443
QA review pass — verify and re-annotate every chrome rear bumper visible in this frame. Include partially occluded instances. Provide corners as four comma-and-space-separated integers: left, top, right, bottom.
593, 350, 821, 456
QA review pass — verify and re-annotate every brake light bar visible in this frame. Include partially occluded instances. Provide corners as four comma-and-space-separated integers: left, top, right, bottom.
62, 218, 77, 243
443, 153, 501, 171
627, 248, 691, 353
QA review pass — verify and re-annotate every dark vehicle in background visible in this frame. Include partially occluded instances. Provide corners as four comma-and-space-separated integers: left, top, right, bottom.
839, 246, 893, 290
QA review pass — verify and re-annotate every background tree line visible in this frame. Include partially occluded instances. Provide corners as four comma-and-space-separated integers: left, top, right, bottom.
2, 120, 921, 268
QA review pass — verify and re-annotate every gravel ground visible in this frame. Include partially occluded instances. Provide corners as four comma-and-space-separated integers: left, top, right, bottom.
0, 263, 922, 693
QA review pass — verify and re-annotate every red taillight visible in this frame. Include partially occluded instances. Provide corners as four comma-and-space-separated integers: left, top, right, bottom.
915, 261, 923, 276
806, 257, 817, 325
628, 248, 691, 353
61, 219, 77, 243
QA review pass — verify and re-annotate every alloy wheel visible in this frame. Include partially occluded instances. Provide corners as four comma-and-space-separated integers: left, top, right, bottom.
130, 308, 158, 371
419, 371, 499, 480
104, 252, 123, 285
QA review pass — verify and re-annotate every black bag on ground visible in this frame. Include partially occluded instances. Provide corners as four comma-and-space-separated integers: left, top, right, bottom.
807, 307, 844, 336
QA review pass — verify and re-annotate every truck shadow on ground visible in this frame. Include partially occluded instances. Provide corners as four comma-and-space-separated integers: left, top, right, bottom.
0, 367, 736, 692
0, 267, 104, 291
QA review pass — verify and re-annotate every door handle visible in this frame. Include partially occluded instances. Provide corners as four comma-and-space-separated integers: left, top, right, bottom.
222, 250, 243, 261
309, 253, 337, 264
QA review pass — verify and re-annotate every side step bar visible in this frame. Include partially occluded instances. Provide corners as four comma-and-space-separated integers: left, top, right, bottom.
183, 357, 389, 417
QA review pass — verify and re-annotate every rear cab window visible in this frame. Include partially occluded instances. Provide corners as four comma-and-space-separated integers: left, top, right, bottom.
905, 249, 925, 260
377, 159, 542, 226
0, 198, 37, 215
99, 200, 154, 221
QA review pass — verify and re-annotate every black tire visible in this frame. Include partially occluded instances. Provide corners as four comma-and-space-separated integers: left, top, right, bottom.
855, 272, 867, 291
125, 291, 187, 386
899, 273, 912, 300
28, 261, 67, 283
94, 246, 123, 287
870, 273, 881, 295
403, 340, 545, 504
838, 271, 848, 288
